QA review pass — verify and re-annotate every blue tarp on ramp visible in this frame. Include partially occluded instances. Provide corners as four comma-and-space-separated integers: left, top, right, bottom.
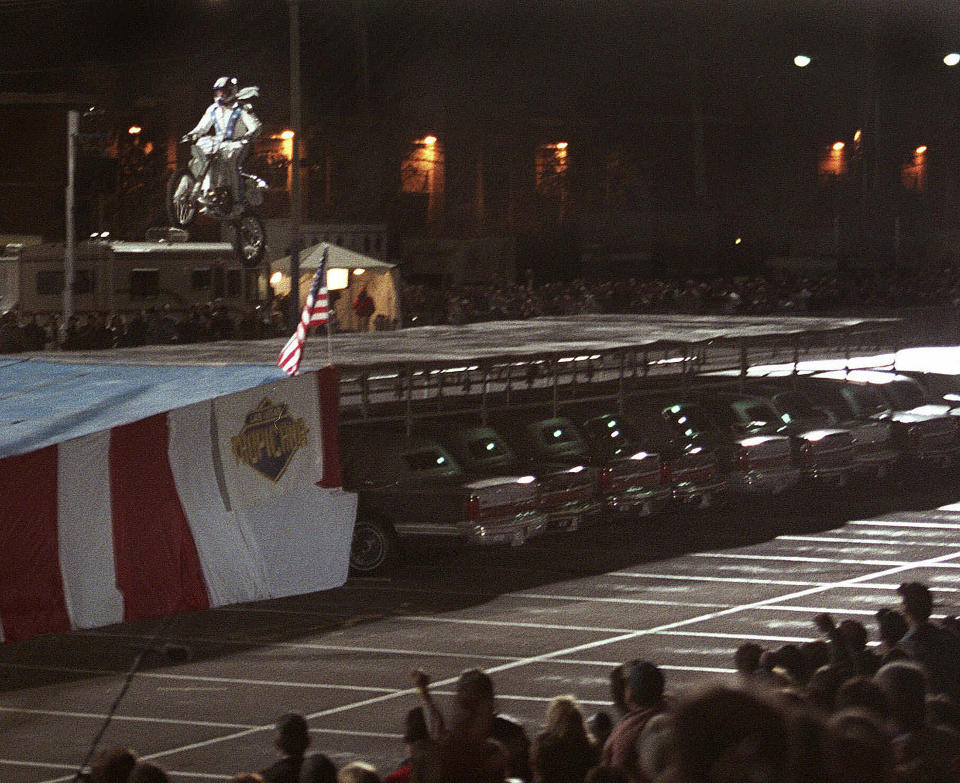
0, 358, 287, 458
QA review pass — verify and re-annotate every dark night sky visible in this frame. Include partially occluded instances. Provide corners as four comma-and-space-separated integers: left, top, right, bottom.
4, 0, 960, 173
6, 1, 960, 108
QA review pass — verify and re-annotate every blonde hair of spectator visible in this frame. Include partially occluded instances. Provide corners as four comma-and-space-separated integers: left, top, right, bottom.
543, 695, 588, 742
336, 761, 380, 783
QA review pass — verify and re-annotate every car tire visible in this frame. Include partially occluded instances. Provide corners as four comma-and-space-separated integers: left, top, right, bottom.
349, 514, 397, 576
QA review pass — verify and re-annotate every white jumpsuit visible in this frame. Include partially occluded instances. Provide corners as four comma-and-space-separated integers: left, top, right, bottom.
186, 100, 262, 208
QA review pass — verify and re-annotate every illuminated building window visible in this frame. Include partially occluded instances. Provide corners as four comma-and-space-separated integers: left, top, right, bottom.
249, 131, 296, 191
402, 136, 444, 223
818, 141, 847, 180
535, 142, 569, 198
401, 136, 444, 195
902, 146, 927, 192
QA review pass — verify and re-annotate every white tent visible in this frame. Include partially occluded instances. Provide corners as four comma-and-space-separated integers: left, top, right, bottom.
272, 243, 400, 332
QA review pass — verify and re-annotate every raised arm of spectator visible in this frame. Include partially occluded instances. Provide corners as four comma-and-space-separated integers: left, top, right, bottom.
411, 669, 446, 739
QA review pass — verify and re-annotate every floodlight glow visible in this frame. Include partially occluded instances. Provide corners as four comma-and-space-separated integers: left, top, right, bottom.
945, 52, 960, 66
794, 54, 811, 68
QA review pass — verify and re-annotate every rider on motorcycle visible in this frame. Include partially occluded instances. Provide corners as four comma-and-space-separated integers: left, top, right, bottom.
182, 76, 262, 214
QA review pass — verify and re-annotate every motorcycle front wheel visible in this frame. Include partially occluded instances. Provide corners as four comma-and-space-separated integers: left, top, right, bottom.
166, 168, 198, 227
232, 211, 266, 268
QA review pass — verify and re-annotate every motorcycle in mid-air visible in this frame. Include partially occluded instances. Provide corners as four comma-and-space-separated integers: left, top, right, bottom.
165, 88, 269, 267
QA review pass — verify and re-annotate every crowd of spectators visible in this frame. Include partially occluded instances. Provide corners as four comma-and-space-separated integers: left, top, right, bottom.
86, 581, 960, 783
400, 265, 960, 328
5, 264, 960, 354
0, 301, 288, 353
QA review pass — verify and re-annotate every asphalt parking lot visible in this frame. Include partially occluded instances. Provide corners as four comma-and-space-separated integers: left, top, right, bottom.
2, 478, 960, 782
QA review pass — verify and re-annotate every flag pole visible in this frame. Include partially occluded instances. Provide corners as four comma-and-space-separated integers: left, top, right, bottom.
324, 315, 334, 367
322, 243, 334, 367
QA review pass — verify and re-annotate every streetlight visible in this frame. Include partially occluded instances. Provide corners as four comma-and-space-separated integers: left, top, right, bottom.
794, 54, 812, 68
944, 52, 960, 67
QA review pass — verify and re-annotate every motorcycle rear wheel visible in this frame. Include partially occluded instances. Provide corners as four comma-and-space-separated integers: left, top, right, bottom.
166, 168, 198, 227
232, 211, 266, 268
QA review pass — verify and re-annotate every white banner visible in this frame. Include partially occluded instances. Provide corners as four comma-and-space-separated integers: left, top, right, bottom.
169, 374, 353, 603
57, 430, 124, 629
235, 486, 356, 597
214, 373, 324, 511
167, 401, 269, 606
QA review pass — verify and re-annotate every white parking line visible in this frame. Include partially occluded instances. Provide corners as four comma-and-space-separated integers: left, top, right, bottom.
0, 761, 227, 783
776, 535, 959, 547
849, 518, 960, 530
612, 572, 821, 586
650, 629, 813, 643
400, 615, 637, 634
79, 631, 526, 661
0, 662, 395, 694
538, 661, 736, 675
520, 593, 728, 609
0, 705, 256, 730
220, 593, 730, 612
694, 552, 912, 566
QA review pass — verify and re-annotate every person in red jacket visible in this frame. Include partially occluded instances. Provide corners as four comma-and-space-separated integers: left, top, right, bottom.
352, 285, 375, 332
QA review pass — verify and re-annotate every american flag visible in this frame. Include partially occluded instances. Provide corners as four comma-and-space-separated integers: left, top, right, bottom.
277, 246, 329, 376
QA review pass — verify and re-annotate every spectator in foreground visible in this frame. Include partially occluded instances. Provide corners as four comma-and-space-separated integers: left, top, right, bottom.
413, 667, 507, 783
823, 709, 895, 783
599, 660, 665, 781
530, 695, 598, 783
635, 712, 675, 782
874, 660, 960, 779
491, 714, 532, 783
383, 707, 439, 783
896, 581, 960, 702
874, 607, 909, 665
261, 712, 311, 783
664, 684, 789, 783
585, 711, 614, 752
337, 761, 380, 783
732, 642, 763, 684
813, 612, 880, 679
299, 753, 337, 783
89, 746, 137, 783
833, 676, 890, 723
128, 762, 170, 783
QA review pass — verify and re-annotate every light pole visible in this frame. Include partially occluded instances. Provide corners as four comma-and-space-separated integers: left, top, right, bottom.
288, 0, 302, 330
63, 109, 79, 342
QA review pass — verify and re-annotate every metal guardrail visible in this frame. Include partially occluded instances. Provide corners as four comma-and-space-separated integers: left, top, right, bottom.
338, 320, 901, 431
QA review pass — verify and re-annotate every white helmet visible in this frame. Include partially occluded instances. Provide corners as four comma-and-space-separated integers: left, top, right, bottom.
213, 76, 238, 105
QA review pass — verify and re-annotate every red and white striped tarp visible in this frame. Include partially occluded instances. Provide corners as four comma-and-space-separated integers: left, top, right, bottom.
0, 367, 356, 643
